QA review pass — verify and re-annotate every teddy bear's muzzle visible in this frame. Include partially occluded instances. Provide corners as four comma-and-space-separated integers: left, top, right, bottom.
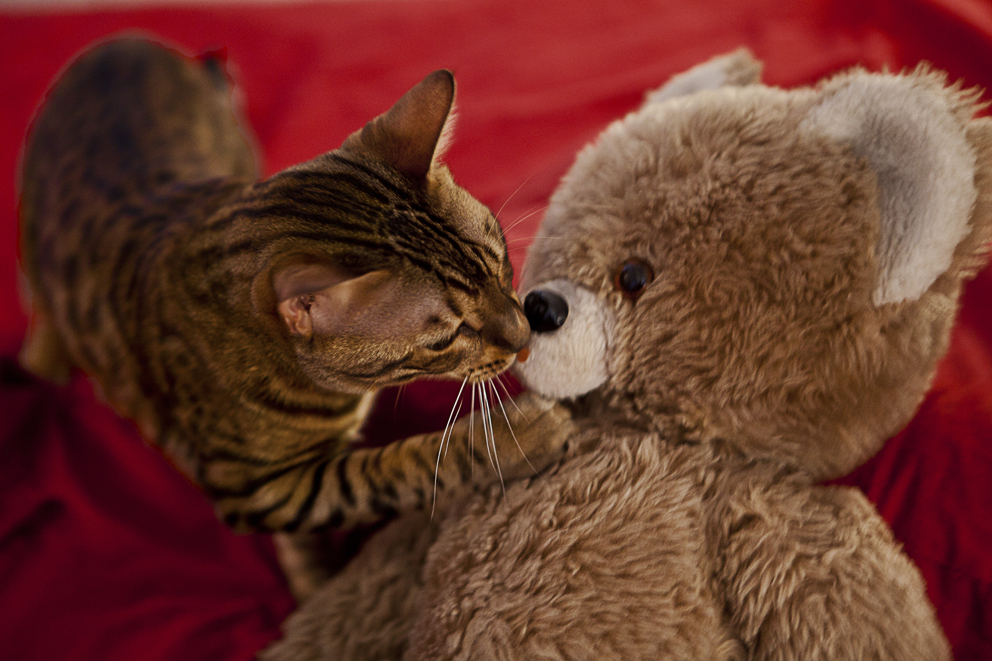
514, 280, 613, 399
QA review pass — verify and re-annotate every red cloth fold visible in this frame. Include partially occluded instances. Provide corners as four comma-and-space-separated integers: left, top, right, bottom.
1, 1, 990, 658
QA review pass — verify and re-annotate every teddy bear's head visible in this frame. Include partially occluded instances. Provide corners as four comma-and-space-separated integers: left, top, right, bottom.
515, 51, 992, 481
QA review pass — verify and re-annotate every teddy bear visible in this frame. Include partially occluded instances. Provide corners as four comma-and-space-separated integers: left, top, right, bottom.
262, 50, 992, 660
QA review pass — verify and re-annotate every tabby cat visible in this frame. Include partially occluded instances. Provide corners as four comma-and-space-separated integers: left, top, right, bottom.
19, 37, 570, 598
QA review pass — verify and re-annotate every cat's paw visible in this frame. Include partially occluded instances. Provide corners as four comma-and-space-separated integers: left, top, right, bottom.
487, 390, 575, 480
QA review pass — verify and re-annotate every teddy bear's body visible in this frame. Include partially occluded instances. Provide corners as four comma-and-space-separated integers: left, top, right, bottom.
412, 429, 945, 659
266, 425, 946, 660
265, 51, 991, 661
416, 427, 737, 659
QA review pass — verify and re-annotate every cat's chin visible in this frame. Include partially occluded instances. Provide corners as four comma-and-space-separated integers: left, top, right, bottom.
298, 364, 381, 396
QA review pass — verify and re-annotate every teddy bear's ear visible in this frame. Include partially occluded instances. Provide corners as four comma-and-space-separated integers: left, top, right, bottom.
643, 48, 763, 106
799, 67, 987, 305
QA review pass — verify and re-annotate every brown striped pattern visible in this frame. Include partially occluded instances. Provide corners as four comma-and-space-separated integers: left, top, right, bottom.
19, 37, 530, 537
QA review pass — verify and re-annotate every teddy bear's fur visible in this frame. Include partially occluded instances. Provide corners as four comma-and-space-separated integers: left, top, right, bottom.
263, 51, 992, 660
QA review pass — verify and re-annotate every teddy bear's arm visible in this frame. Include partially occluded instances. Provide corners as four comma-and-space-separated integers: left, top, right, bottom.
716, 476, 950, 660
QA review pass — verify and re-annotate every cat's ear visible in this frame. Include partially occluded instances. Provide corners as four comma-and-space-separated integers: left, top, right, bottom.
275, 263, 387, 339
643, 49, 762, 106
274, 263, 441, 341
343, 69, 456, 180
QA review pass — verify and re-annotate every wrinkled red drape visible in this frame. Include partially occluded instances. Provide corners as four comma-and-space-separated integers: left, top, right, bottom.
1, 1, 990, 658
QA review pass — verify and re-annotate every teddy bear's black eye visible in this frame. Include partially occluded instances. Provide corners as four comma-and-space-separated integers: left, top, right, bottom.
615, 260, 653, 299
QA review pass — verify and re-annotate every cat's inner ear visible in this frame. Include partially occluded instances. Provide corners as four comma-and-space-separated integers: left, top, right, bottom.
274, 262, 443, 341
344, 69, 456, 180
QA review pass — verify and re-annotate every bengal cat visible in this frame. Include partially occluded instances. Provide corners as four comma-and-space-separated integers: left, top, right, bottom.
18, 37, 571, 599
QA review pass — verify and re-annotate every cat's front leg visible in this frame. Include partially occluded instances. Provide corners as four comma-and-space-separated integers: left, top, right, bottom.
19, 304, 73, 383
272, 391, 574, 601
319, 391, 574, 527
438, 389, 576, 486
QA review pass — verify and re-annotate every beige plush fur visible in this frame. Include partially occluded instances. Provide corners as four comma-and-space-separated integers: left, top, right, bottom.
263, 51, 992, 660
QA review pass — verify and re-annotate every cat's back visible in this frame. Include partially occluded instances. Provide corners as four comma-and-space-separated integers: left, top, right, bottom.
19, 37, 257, 401
21, 37, 256, 283
21, 37, 255, 219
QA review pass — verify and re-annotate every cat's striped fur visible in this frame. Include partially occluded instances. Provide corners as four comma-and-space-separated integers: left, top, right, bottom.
19, 38, 570, 595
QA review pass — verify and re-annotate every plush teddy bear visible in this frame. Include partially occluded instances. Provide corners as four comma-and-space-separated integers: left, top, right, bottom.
263, 50, 992, 661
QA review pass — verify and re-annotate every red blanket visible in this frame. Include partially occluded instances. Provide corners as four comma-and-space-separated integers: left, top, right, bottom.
1, 1, 990, 659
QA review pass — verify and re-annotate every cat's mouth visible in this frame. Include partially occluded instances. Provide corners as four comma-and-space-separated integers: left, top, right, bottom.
359, 354, 511, 388
434, 350, 519, 384
419, 332, 525, 384
334, 339, 523, 390
464, 356, 517, 383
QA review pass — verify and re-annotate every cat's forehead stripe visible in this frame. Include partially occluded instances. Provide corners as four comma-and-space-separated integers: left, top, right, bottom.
322, 153, 503, 269
281, 168, 396, 206
326, 152, 415, 201
201, 147, 501, 297
235, 198, 382, 235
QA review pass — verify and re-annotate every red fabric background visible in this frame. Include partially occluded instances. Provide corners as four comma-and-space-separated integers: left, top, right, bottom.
0, 1, 990, 659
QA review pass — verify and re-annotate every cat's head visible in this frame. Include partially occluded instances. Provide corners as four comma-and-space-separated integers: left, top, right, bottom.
259, 71, 527, 394
514, 51, 992, 480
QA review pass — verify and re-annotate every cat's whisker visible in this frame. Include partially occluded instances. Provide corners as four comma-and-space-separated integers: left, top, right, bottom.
440, 400, 464, 468
432, 376, 469, 519
442, 397, 464, 464
440, 376, 469, 463
430, 398, 464, 522
475, 383, 496, 474
501, 203, 549, 237
505, 234, 567, 247
501, 205, 550, 241
483, 383, 496, 474
469, 382, 477, 481
468, 404, 475, 475
491, 380, 537, 475
480, 380, 506, 495
495, 373, 525, 417
494, 175, 534, 222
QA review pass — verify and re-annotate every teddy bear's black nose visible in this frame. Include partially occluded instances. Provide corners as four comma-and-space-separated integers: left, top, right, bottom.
524, 290, 569, 333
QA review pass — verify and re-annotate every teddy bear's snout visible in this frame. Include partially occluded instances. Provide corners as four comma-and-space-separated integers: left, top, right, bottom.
514, 280, 611, 398
524, 290, 569, 333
